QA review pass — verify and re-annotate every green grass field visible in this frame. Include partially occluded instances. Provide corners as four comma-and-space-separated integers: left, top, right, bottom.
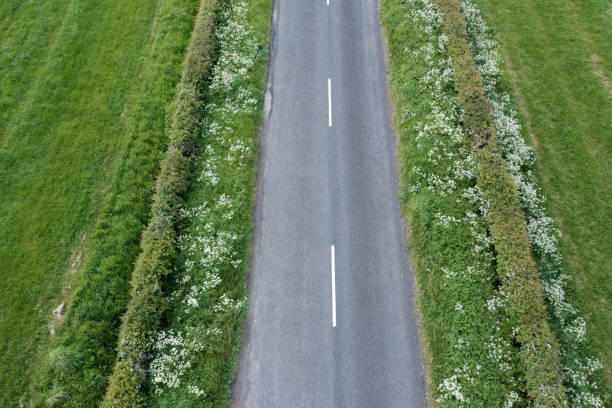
0, 0, 71, 140
474, 0, 612, 388
0, 0, 196, 405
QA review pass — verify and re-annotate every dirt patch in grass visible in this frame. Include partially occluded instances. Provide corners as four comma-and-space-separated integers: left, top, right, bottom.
591, 53, 612, 98
47, 233, 87, 337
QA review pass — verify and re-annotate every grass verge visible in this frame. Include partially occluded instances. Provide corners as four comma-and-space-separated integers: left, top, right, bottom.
382, 0, 522, 404
26, 0, 202, 406
436, 0, 566, 405
102, 1, 220, 405
142, 0, 272, 406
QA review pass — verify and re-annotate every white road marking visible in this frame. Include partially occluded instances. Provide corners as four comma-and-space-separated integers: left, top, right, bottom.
328, 78, 332, 127
331, 244, 336, 327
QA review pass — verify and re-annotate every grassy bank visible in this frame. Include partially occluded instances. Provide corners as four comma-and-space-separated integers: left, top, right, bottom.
0, 0, 162, 405
11, 0, 203, 406
471, 0, 612, 392
144, 0, 272, 406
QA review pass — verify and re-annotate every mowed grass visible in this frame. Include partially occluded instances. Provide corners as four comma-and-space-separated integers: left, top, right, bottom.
475, 0, 612, 388
0, 0, 71, 139
0, 0, 170, 405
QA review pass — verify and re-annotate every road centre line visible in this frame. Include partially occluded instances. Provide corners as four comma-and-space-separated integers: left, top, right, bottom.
328, 78, 332, 127
331, 245, 336, 327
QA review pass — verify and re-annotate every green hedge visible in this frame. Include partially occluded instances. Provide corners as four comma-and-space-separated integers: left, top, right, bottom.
459, 1, 607, 404
382, 0, 520, 404
143, 0, 272, 406
102, 2, 220, 406
382, 0, 570, 405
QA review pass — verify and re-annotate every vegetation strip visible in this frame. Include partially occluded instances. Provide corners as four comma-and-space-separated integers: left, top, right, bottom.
459, 1, 605, 405
31, 1, 201, 406
144, 0, 271, 405
475, 0, 612, 392
1, 1, 161, 404
379, 0, 607, 405
102, 1, 220, 406
383, 0, 523, 404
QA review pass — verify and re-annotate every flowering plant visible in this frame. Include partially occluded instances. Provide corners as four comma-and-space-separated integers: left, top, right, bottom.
147, 1, 269, 405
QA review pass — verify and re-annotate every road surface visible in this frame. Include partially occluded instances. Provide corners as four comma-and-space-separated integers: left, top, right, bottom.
231, 0, 427, 406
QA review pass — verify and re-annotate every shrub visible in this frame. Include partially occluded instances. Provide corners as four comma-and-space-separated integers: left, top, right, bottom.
47, 347, 82, 381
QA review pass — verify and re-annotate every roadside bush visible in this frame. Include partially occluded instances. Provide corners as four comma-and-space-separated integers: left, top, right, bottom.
478, 150, 567, 407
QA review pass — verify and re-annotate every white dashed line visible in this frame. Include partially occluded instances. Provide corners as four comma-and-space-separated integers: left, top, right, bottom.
331, 244, 336, 327
328, 78, 332, 127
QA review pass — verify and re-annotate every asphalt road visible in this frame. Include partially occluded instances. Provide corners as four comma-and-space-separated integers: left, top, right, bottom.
231, 0, 427, 406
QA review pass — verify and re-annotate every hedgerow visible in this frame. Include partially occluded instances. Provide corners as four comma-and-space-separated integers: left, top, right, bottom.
102, 1, 220, 406
459, 1, 606, 405
477, 150, 567, 407
31, 0, 201, 406
143, 0, 271, 406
